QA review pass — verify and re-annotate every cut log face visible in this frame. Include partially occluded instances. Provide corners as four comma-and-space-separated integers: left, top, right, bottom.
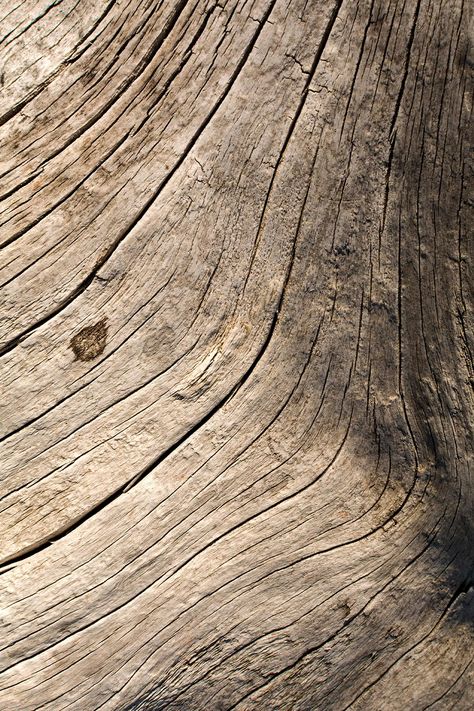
0, 0, 472, 708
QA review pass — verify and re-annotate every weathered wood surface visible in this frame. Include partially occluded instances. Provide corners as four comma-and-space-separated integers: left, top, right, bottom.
0, 0, 473, 708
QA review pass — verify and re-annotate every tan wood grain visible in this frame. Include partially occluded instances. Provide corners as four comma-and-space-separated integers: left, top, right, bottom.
0, 0, 472, 708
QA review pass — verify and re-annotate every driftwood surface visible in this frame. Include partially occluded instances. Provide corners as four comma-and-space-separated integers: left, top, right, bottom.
0, 0, 473, 708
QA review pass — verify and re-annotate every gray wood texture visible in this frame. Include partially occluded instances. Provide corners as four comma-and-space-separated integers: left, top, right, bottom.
0, 0, 473, 708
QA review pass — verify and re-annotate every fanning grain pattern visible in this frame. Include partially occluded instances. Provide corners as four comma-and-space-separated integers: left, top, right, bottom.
0, 0, 472, 708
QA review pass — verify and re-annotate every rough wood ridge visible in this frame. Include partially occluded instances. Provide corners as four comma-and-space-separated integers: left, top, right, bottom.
0, 0, 473, 708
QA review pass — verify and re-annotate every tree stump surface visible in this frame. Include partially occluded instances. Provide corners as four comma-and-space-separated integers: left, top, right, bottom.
0, 0, 473, 708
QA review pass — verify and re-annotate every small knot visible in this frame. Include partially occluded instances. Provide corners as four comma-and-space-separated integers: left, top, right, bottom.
70, 319, 108, 361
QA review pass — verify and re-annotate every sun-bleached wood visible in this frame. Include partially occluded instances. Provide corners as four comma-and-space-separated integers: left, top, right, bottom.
0, 0, 472, 708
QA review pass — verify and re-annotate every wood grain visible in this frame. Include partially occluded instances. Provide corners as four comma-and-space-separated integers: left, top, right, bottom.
0, 0, 472, 708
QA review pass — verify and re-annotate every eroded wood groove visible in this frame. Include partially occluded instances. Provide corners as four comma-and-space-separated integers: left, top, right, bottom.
0, 0, 472, 708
